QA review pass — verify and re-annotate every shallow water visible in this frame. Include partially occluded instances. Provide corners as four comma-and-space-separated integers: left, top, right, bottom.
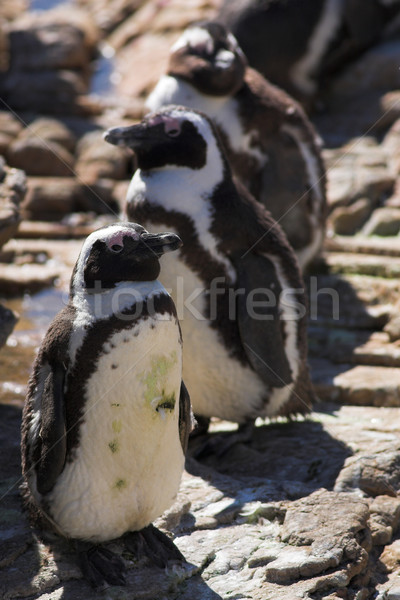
0, 287, 66, 408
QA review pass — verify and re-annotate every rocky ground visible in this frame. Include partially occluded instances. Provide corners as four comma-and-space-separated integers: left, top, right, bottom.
1, 1, 400, 599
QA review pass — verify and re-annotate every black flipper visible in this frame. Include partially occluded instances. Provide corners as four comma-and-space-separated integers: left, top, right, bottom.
233, 252, 292, 388
178, 380, 192, 453
36, 364, 67, 495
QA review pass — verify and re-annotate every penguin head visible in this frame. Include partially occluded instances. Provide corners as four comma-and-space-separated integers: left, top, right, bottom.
104, 105, 227, 174
71, 222, 182, 294
167, 21, 247, 96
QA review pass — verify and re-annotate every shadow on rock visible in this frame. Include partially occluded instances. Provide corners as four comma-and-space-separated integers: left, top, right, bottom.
0, 403, 43, 599
187, 415, 352, 502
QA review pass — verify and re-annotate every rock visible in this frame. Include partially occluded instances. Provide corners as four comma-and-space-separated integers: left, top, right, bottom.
0, 263, 59, 295
362, 207, 400, 236
0, 111, 23, 156
368, 495, 400, 546
0, 158, 25, 249
312, 360, 400, 406
21, 178, 81, 220
335, 443, 400, 497
383, 117, 400, 176
379, 539, 400, 573
76, 0, 146, 34
115, 32, 178, 99
329, 197, 372, 235
1, 69, 88, 114
309, 328, 400, 369
75, 178, 120, 214
324, 139, 394, 210
0, 303, 17, 348
325, 252, 400, 278
384, 316, 400, 342
75, 129, 130, 180
2, 8, 99, 114
7, 136, 75, 178
325, 234, 400, 256
0, 0, 28, 22
380, 91, 400, 133
7, 9, 98, 72
16, 117, 77, 153
308, 272, 395, 330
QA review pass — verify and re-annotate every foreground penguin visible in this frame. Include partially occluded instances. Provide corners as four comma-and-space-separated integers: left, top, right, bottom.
21, 222, 191, 588
104, 106, 314, 432
146, 21, 326, 271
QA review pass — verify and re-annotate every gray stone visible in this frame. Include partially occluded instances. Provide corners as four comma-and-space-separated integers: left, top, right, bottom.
0, 159, 25, 249
21, 178, 81, 220
7, 137, 75, 178
75, 129, 130, 180
329, 197, 372, 235
16, 117, 77, 153
324, 140, 394, 210
362, 207, 400, 236
0, 111, 23, 156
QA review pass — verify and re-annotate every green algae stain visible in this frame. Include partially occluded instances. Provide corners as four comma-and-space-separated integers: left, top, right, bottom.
156, 390, 176, 411
139, 352, 178, 414
112, 419, 122, 433
114, 478, 127, 491
108, 439, 119, 453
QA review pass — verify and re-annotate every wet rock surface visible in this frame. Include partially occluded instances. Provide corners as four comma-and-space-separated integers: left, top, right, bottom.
1, 1, 400, 599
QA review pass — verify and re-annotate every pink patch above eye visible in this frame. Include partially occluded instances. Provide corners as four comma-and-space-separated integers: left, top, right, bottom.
164, 117, 181, 136
106, 229, 139, 250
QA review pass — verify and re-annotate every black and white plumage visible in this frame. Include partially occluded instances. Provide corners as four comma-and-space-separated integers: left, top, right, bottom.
217, 0, 400, 104
104, 106, 314, 429
146, 21, 327, 271
21, 222, 191, 587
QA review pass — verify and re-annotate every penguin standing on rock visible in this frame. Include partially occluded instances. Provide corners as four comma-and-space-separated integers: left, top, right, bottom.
104, 106, 314, 436
217, 0, 400, 104
146, 21, 326, 271
21, 222, 191, 588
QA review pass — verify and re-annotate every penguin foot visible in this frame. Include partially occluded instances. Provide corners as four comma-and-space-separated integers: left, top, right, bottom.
190, 421, 255, 459
76, 542, 126, 589
124, 524, 184, 568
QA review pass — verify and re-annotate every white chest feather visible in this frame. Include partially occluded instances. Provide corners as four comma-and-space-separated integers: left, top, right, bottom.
47, 315, 184, 542
126, 168, 236, 282
146, 76, 267, 168
131, 221, 267, 422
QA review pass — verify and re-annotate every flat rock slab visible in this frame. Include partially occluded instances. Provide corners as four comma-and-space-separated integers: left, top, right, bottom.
311, 359, 400, 406
2, 402, 400, 600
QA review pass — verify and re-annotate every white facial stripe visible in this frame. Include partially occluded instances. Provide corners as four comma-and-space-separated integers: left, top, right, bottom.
215, 49, 235, 68
227, 32, 240, 51
171, 27, 214, 55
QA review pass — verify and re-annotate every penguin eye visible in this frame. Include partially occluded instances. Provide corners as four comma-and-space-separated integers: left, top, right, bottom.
166, 127, 180, 138
110, 244, 123, 253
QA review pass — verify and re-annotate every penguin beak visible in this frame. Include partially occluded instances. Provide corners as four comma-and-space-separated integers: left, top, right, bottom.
104, 122, 156, 150
140, 232, 182, 257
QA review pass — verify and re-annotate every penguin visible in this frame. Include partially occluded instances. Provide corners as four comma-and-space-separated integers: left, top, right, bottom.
217, 0, 400, 104
145, 21, 327, 271
21, 222, 191, 588
104, 106, 314, 436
